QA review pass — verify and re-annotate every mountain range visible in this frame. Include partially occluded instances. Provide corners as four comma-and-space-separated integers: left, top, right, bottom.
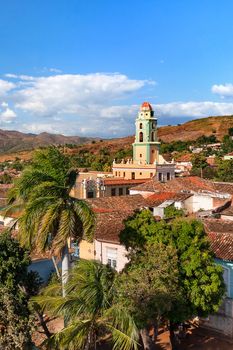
0, 115, 233, 160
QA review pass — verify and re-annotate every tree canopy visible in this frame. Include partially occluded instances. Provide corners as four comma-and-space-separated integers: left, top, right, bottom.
120, 210, 225, 323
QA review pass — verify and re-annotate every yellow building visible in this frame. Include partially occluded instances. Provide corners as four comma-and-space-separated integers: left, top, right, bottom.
71, 102, 175, 199
112, 102, 175, 181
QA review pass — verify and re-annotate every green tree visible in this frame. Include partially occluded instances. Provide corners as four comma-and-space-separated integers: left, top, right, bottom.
216, 158, 233, 182
34, 259, 139, 350
120, 211, 225, 346
191, 153, 208, 176
116, 243, 178, 349
6, 147, 95, 295
164, 205, 184, 219
222, 135, 233, 154
0, 233, 37, 349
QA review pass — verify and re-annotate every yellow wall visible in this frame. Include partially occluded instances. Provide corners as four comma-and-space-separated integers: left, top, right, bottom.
79, 240, 95, 260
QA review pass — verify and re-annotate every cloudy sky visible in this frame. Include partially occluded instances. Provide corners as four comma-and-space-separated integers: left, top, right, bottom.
1, 0, 233, 137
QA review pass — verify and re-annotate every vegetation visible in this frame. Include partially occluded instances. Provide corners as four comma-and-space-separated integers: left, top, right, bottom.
120, 210, 225, 347
35, 259, 139, 350
6, 147, 95, 294
216, 158, 233, 182
116, 243, 178, 349
0, 233, 41, 349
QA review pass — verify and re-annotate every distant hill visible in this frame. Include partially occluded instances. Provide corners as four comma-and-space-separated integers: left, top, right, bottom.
0, 129, 98, 154
0, 115, 233, 162
158, 115, 233, 142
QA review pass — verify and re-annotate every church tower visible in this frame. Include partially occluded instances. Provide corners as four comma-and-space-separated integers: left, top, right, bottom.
132, 102, 160, 164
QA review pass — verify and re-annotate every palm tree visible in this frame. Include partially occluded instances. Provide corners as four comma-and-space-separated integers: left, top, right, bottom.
5, 147, 94, 294
34, 259, 139, 350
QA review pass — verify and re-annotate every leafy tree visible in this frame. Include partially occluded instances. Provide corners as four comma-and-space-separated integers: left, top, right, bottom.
222, 135, 233, 154
6, 147, 95, 295
116, 243, 178, 349
0, 233, 38, 349
34, 259, 139, 350
191, 153, 208, 176
164, 205, 185, 219
120, 211, 225, 346
216, 158, 233, 182
0, 172, 12, 184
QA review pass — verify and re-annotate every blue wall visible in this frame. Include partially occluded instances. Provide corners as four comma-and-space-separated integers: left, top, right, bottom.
215, 258, 233, 298
29, 259, 57, 283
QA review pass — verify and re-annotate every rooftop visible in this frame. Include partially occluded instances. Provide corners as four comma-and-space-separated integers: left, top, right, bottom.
85, 194, 150, 213
131, 176, 233, 196
204, 219, 233, 261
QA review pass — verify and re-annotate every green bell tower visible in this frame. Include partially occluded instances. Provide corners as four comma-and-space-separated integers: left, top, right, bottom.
132, 102, 160, 164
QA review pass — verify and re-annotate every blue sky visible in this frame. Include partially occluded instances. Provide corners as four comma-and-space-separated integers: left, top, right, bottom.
1, 0, 233, 137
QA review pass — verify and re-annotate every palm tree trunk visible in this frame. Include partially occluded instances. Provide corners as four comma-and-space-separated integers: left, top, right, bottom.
140, 328, 156, 350
52, 255, 61, 280
61, 243, 70, 297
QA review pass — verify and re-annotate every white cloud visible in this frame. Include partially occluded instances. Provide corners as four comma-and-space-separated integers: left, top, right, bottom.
48, 68, 62, 73
211, 83, 233, 97
155, 101, 233, 118
0, 107, 17, 123
14, 73, 150, 117
0, 79, 15, 96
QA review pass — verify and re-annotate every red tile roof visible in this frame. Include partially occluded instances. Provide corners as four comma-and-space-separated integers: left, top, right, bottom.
103, 178, 147, 186
85, 194, 150, 213
94, 210, 134, 243
204, 219, 233, 261
220, 206, 233, 217
131, 176, 233, 195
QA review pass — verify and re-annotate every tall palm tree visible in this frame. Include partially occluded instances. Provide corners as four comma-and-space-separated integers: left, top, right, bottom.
34, 259, 139, 350
5, 147, 94, 294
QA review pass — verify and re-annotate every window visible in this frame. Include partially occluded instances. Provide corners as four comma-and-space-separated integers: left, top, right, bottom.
158, 173, 163, 182
123, 172, 125, 178
152, 122, 156, 129
139, 132, 143, 142
151, 132, 155, 142
140, 172, 142, 175
111, 188, 116, 196
115, 171, 117, 176
167, 172, 171, 181
140, 154, 142, 158
132, 172, 135, 179
106, 247, 117, 269
119, 188, 123, 196
126, 187, 130, 195
152, 150, 155, 153
150, 173, 153, 177
118, 171, 121, 177
139, 123, 143, 129
87, 191, 94, 198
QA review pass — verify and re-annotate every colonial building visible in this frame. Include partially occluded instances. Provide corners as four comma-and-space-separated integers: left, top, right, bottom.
71, 102, 175, 199
112, 102, 175, 181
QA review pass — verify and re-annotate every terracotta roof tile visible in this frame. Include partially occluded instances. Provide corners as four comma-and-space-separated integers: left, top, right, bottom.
204, 219, 233, 261
94, 210, 134, 243
103, 178, 147, 186
86, 194, 149, 213
220, 206, 233, 216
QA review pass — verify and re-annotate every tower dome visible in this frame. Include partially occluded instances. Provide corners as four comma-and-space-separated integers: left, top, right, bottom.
140, 101, 153, 111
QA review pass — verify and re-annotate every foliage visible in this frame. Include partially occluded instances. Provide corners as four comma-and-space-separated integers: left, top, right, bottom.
6, 147, 95, 255
222, 134, 233, 154
116, 243, 178, 330
216, 158, 233, 182
164, 205, 185, 219
0, 233, 39, 349
34, 259, 139, 350
0, 286, 33, 350
120, 210, 225, 323
0, 172, 13, 184
191, 153, 208, 172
